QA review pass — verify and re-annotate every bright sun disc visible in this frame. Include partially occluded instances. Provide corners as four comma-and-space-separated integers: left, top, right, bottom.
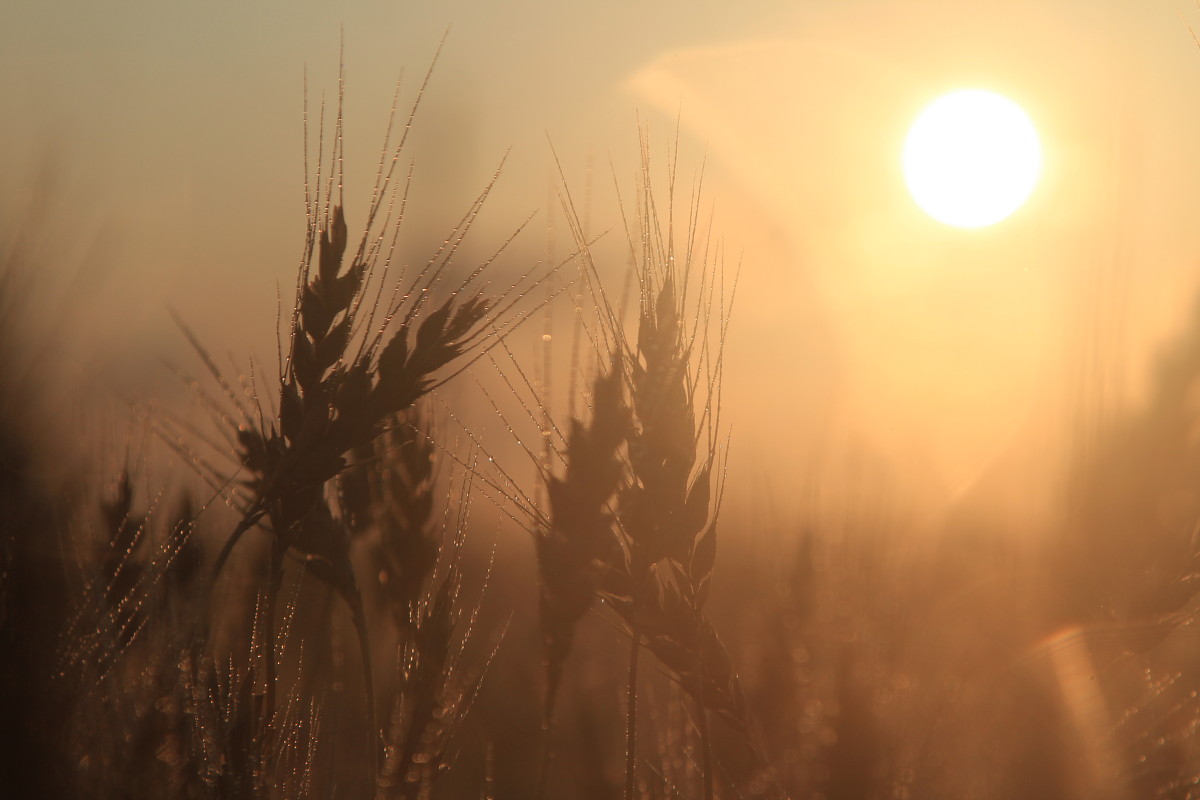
903, 89, 1042, 228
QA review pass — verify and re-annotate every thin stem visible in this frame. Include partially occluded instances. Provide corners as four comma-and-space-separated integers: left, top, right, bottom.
694, 669, 714, 800
211, 505, 267, 583
346, 584, 379, 787
624, 623, 641, 800
533, 713, 554, 800
263, 538, 286, 739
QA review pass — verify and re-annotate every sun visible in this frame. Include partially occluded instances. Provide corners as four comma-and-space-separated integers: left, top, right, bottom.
902, 89, 1042, 229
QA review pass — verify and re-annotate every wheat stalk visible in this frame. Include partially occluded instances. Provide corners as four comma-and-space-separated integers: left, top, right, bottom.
533, 130, 742, 800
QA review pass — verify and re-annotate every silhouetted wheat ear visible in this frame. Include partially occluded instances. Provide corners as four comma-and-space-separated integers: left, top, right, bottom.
611, 581, 747, 727
340, 403, 439, 632
177, 650, 324, 798
600, 274, 720, 618
198, 199, 494, 791
379, 571, 456, 798
98, 470, 145, 649
537, 360, 632, 721
222, 204, 491, 590
238, 198, 487, 610
378, 481, 493, 800
624, 276, 706, 569
374, 407, 440, 630
632, 277, 720, 608
545, 136, 738, 800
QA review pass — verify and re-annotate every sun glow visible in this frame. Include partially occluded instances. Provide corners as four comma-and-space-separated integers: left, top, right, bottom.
903, 89, 1042, 228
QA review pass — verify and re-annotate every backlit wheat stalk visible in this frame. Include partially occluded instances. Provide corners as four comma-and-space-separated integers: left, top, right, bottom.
533, 131, 745, 800
170, 50, 544, 790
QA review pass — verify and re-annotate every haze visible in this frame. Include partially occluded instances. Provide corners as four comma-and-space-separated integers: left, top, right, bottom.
3, 0, 1199, 531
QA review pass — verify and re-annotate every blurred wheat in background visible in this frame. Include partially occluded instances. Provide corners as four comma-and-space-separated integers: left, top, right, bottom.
6, 3, 1200, 799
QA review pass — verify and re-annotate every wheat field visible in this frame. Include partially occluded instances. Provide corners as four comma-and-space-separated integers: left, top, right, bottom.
5, 13, 1200, 800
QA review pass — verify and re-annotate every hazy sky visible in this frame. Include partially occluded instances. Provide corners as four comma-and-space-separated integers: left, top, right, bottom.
3, 0, 1199, 524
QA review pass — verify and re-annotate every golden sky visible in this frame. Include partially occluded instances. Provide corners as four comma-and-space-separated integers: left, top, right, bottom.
3, 0, 1199, 527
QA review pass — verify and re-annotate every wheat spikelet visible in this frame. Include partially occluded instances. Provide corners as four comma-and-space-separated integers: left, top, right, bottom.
537, 361, 632, 723
339, 405, 440, 668
376, 469, 497, 800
